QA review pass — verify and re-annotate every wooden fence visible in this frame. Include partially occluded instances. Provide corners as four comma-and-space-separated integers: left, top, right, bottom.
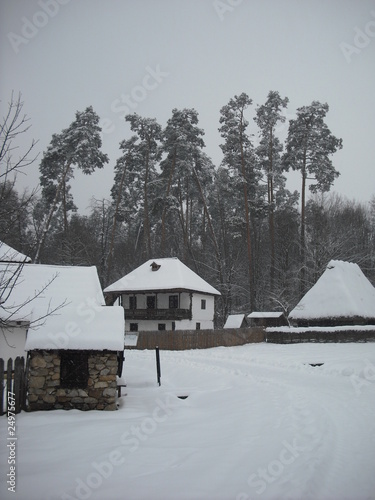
127, 327, 265, 350
266, 329, 375, 344
0, 357, 27, 416
128, 327, 375, 350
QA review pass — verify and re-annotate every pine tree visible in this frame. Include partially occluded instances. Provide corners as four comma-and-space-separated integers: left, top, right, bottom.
254, 90, 289, 297
34, 106, 108, 263
219, 93, 260, 310
124, 113, 162, 259
283, 101, 342, 295
159, 108, 205, 260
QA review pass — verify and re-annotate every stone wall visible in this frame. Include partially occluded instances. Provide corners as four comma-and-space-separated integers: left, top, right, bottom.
27, 350, 118, 411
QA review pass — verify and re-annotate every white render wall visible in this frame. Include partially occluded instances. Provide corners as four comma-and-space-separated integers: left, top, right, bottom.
123, 292, 216, 331
0, 326, 28, 361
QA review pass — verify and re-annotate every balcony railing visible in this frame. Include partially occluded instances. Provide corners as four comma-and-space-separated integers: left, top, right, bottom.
125, 308, 191, 321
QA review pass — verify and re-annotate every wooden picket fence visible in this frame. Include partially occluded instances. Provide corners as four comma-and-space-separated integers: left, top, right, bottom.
0, 357, 27, 416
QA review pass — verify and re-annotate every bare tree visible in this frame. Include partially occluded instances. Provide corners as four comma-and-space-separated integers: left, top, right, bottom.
0, 92, 39, 249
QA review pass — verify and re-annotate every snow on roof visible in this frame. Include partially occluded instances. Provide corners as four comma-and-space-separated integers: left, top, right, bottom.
223, 314, 245, 329
248, 312, 284, 319
25, 306, 124, 351
289, 260, 375, 321
104, 258, 221, 296
0, 241, 31, 263
0, 263, 124, 350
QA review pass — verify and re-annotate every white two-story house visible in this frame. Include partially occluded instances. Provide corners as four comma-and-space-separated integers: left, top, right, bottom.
104, 258, 221, 332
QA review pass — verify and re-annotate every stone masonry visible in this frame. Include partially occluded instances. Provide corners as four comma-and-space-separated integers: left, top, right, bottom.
27, 350, 118, 411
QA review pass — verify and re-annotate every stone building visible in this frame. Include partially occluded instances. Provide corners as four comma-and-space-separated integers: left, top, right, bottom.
27, 349, 120, 411
15, 264, 125, 411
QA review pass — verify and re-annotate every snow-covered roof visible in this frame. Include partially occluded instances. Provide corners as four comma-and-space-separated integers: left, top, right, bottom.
0, 263, 124, 350
0, 241, 31, 263
104, 258, 221, 296
223, 314, 245, 329
289, 260, 375, 321
248, 312, 284, 319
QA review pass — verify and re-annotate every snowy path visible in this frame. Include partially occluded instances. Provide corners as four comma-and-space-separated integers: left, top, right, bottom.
1, 343, 375, 500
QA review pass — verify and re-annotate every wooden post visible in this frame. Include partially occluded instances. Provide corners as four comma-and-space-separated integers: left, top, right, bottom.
0, 358, 4, 416
7, 358, 13, 412
155, 347, 161, 386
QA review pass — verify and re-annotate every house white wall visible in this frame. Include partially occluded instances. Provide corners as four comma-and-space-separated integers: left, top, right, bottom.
0, 326, 28, 361
123, 292, 216, 332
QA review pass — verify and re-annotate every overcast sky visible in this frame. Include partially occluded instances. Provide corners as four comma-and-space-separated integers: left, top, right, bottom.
1, 0, 374, 213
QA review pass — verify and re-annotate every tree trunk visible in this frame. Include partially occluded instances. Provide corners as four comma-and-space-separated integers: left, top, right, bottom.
239, 112, 254, 310
161, 148, 177, 256
33, 162, 71, 263
107, 162, 128, 282
268, 128, 275, 297
143, 141, 151, 259
300, 158, 307, 297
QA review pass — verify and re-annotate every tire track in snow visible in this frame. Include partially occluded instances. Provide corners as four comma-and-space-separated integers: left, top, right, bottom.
162, 350, 347, 499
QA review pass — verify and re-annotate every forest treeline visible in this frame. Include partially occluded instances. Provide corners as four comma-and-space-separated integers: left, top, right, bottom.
1, 92, 374, 325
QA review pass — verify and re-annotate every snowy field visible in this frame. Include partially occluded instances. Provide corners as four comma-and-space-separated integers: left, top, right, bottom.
1, 342, 375, 500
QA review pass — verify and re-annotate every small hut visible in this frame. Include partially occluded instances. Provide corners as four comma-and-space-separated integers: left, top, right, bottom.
223, 314, 248, 329
289, 260, 375, 327
14, 264, 124, 411
247, 312, 288, 328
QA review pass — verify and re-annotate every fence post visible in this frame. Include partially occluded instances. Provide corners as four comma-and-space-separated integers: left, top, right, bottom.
14, 357, 25, 414
155, 346, 161, 386
0, 358, 4, 416
7, 358, 13, 413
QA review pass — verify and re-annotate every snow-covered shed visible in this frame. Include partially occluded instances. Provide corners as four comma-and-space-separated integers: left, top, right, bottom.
105, 257, 221, 332
247, 312, 288, 328
223, 314, 247, 329
0, 259, 124, 411
289, 260, 375, 327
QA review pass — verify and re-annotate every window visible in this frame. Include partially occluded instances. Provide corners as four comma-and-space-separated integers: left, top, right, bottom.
158, 323, 166, 331
129, 323, 138, 332
147, 296, 156, 309
169, 295, 178, 309
201, 299, 206, 310
60, 351, 89, 389
129, 296, 137, 309
196, 322, 201, 330
172, 321, 176, 331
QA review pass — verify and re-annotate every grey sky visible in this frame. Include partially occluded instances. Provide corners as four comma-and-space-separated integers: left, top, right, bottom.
1, 0, 374, 212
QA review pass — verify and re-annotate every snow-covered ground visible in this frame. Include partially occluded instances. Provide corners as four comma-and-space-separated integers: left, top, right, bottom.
1, 343, 375, 500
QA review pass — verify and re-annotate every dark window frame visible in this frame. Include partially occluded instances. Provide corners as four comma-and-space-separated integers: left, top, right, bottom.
147, 296, 156, 309
201, 299, 206, 310
129, 296, 137, 310
158, 323, 166, 331
129, 323, 138, 332
169, 295, 179, 309
60, 351, 89, 389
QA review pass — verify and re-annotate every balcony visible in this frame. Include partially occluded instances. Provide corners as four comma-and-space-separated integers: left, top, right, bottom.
125, 308, 191, 321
